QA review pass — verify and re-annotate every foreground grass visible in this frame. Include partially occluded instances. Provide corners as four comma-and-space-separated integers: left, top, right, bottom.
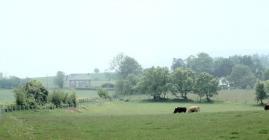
0, 102, 269, 140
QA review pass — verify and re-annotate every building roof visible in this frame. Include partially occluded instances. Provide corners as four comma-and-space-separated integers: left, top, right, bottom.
66, 74, 92, 80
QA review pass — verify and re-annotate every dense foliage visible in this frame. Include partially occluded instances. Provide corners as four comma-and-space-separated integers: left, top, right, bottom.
97, 88, 111, 100
139, 67, 171, 100
170, 68, 195, 99
49, 90, 77, 107
172, 53, 269, 89
14, 80, 77, 108
255, 81, 267, 104
194, 72, 219, 102
14, 80, 49, 107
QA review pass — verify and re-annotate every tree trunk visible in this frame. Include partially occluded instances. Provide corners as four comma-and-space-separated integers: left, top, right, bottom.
153, 95, 161, 101
184, 92, 188, 100
261, 99, 264, 105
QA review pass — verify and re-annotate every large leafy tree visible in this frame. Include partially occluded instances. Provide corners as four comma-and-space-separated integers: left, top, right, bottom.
213, 57, 234, 77
139, 67, 170, 100
228, 64, 256, 89
186, 53, 214, 74
264, 80, 269, 94
170, 68, 195, 100
111, 53, 142, 79
255, 81, 267, 105
54, 71, 65, 88
111, 54, 142, 96
194, 72, 219, 102
263, 69, 269, 80
171, 58, 185, 71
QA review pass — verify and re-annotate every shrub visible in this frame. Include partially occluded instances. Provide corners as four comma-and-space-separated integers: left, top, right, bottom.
49, 90, 77, 108
14, 88, 26, 106
97, 88, 111, 100
14, 80, 49, 108
67, 92, 77, 107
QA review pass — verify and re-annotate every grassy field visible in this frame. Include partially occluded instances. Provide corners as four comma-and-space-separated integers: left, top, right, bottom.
0, 102, 268, 140
1, 89, 269, 140
0, 89, 14, 105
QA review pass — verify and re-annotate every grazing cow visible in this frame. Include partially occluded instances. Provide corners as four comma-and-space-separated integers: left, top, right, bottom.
174, 107, 187, 113
188, 106, 200, 113
264, 104, 269, 111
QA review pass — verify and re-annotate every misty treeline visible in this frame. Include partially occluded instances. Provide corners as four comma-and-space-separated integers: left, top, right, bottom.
172, 53, 269, 88
0, 77, 29, 89
111, 53, 269, 102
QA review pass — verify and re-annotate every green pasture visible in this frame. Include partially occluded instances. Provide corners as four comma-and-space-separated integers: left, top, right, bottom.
1, 89, 269, 140
0, 101, 268, 140
0, 89, 261, 105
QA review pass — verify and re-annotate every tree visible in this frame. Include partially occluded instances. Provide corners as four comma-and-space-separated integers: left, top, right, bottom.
255, 81, 267, 105
54, 71, 65, 88
111, 53, 142, 79
115, 74, 140, 96
228, 64, 256, 89
138, 67, 170, 100
264, 80, 269, 94
170, 68, 195, 100
229, 55, 265, 79
194, 72, 219, 102
263, 69, 269, 80
213, 57, 234, 77
94, 68, 100, 73
171, 58, 185, 71
14, 80, 49, 107
186, 53, 214, 74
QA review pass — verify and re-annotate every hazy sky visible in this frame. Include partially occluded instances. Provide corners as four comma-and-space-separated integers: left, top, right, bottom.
0, 0, 269, 78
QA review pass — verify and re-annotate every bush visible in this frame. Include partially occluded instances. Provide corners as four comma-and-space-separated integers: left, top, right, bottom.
49, 90, 77, 108
14, 88, 26, 106
97, 88, 111, 100
67, 92, 77, 107
14, 80, 49, 108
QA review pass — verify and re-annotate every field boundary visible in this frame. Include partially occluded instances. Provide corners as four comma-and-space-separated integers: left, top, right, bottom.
0, 98, 101, 113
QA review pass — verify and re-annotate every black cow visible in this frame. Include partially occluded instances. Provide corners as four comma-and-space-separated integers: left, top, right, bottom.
264, 104, 269, 110
174, 107, 187, 113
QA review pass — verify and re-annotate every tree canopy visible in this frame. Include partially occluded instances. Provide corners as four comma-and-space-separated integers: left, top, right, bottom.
138, 67, 170, 100
194, 72, 219, 102
255, 81, 267, 105
228, 64, 256, 89
170, 68, 195, 100
111, 53, 142, 79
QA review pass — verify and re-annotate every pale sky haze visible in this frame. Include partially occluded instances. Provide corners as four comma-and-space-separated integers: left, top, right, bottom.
0, 0, 269, 78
